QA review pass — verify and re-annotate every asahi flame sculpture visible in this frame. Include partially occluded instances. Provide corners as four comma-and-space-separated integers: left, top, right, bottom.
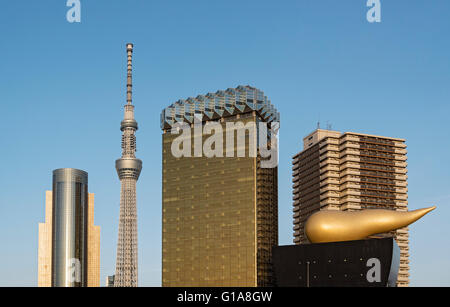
305, 206, 436, 243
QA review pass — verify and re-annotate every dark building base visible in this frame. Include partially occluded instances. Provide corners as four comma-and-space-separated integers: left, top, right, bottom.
273, 238, 400, 287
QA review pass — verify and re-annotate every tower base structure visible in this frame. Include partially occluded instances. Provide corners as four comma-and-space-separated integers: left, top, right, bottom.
273, 238, 400, 287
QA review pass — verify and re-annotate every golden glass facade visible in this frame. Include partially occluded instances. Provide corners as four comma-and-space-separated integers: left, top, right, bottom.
162, 113, 278, 287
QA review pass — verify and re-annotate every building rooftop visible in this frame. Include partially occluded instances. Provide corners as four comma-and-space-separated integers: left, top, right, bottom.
160, 85, 280, 129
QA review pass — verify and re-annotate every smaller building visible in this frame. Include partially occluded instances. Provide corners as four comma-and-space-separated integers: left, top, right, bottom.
106, 275, 115, 287
273, 238, 400, 287
38, 168, 100, 287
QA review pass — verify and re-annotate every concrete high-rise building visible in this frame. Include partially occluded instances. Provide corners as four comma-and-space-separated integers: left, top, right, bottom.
114, 43, 142, 287
38, 168, 100, 287
161, 85, 279, 287
292, 129, 409, 286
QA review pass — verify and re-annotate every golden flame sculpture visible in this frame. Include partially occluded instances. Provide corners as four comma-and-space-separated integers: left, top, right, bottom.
305, 206, 436, 243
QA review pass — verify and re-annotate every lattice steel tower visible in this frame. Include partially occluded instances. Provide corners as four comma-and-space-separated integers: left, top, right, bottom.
114, 43, 142, 287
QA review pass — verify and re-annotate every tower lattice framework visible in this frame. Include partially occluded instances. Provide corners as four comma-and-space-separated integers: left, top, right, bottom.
114, 43, 142, 287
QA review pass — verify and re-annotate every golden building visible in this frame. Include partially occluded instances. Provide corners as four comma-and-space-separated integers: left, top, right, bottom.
38, 169, 100, 287
87, 193, 101, 287
292, 129, 409, 286
161, 86, 279, 286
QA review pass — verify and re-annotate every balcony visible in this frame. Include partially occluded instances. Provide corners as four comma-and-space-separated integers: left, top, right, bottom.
320, 191, 340, 200
340, 156, 360, 164
293, 217, 302, 224
395, 174, 407, 180
394, 148, 407, 155
339, 143, 360, 151
339, 195, 361, 203
394, 161, 408, 168
340, 203, 361, 210
320, 166, 340, 174
319, 158, 339, 168
319, 150, 339, 159
320, 178, 340, 187
340, 135, 360, 143
321, 184, 340, 191
320, 199, 340, 206
339, 147, 360, 156
339, 182, 360, 191
340, 169, 361, 177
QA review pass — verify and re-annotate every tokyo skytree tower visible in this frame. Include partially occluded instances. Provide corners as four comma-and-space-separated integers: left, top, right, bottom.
114, 43, 142, 287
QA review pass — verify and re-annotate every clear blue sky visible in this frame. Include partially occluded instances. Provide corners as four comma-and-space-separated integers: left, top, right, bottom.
0, 0, 449, 286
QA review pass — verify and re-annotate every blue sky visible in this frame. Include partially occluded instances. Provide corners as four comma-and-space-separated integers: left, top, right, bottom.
0, 0, 449, 286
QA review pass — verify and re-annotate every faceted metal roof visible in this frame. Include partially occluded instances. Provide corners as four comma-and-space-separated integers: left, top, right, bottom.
160, 85, 280, 129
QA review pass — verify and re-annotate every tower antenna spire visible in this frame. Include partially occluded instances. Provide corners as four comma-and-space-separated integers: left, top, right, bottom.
126, 43, 133, 105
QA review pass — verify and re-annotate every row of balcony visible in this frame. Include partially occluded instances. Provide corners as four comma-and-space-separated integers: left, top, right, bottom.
324, 175, 407, 187
319, 135, 406, 150
318, 157, 408, 171
322, 190, 407, 201
325, 147, 408, 161
338, 182, 408, 193
320, 166, 408, 178
340, 195, 406, 206
360, 144, 408, 155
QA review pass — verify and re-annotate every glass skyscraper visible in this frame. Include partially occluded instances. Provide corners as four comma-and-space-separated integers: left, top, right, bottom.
38, 168, 100, 287
161, 85, 279, 286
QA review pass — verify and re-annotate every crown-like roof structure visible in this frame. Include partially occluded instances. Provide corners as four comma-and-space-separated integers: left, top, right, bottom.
160, 85, 280, 129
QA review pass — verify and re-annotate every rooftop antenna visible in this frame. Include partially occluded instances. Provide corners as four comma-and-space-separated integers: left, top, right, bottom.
126, 43, 133, 105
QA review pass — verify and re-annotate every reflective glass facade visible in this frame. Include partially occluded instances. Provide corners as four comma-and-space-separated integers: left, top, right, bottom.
162, 110, 278, 286
38, 169, 100, 287
52, 168, 88, 287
